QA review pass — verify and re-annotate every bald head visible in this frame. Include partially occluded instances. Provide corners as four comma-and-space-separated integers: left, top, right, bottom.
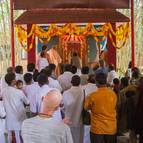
41, 90, 62, 115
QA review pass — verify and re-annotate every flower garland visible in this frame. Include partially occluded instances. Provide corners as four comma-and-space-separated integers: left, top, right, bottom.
16, 23, 130, 51
16, 25, 35, 51
108, 23, 130, 49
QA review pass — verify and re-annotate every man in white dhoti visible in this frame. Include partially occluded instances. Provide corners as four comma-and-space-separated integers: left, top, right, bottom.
22, 89, 73, 143
26, 78, 40, 115
0, 98, 6, 143
58, 64, 73, 92
2, 73, 29, 143
23, 73, 40, 117
36, 74, 62, 121
63, 75, 84, 143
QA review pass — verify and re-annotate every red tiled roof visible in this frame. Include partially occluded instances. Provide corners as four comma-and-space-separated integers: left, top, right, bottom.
15, 9, 130, 24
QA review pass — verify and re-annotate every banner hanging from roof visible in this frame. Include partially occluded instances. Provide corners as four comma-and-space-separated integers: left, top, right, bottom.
16, 23, 130, 51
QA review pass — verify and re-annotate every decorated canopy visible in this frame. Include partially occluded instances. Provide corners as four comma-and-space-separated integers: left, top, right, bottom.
11, 0, 134, 67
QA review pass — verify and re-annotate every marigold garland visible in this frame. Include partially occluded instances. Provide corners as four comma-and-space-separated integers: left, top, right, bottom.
16, 23, 130, 51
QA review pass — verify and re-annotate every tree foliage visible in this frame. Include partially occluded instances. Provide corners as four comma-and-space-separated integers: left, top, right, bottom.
117, 0, 143, 74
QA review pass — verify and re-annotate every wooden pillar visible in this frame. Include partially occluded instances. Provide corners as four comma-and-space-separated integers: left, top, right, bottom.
10, 0, 15, 67
107, 23, 116, 68
131, 0, 135, 67
27, 24, 36, 64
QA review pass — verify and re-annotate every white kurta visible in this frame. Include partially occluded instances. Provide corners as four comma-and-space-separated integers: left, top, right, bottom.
23, 82, 40, 113
58, 72, 73, 92
36, 84, 62, 121
82, 83, 98, 96
22, 116, 73, 143
0, 75, 8, 94
80, 74, 89, 85
36, 84, 53, 113
15, 73, 24, 82
38, 57, 49, 72
75, 69, 81, 76
2, 86, 29, 130
0, 101, 6, 133
48, 77, 62, 92
82, 83, 98, 143
107, 70, 118, 86
63, 86, 84, 143
0, 100, 6, 143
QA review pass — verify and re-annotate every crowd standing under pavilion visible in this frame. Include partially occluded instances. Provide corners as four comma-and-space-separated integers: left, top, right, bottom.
0, 45, 143, 143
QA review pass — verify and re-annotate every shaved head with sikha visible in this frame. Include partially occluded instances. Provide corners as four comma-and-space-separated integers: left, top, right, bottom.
40, 90, 62, 116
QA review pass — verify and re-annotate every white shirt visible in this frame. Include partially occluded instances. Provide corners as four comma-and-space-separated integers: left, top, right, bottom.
75, 69, 81, 76
82, 83, 98, 96
36, 84, 62, 121
2, 86, 29, 130
48, 77, 62, 92
0, 75, 8, 94
15, 73, 24, 82
58, 72, 73, 92
0, 101, 6, 134
80, 74, 89, 85
36, 84, 52, 112
38, 57, 49, 71
63, 86, 84, 126
107, 70, 118, 86
22, 116, 73, 143
23, 82, 40, 113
